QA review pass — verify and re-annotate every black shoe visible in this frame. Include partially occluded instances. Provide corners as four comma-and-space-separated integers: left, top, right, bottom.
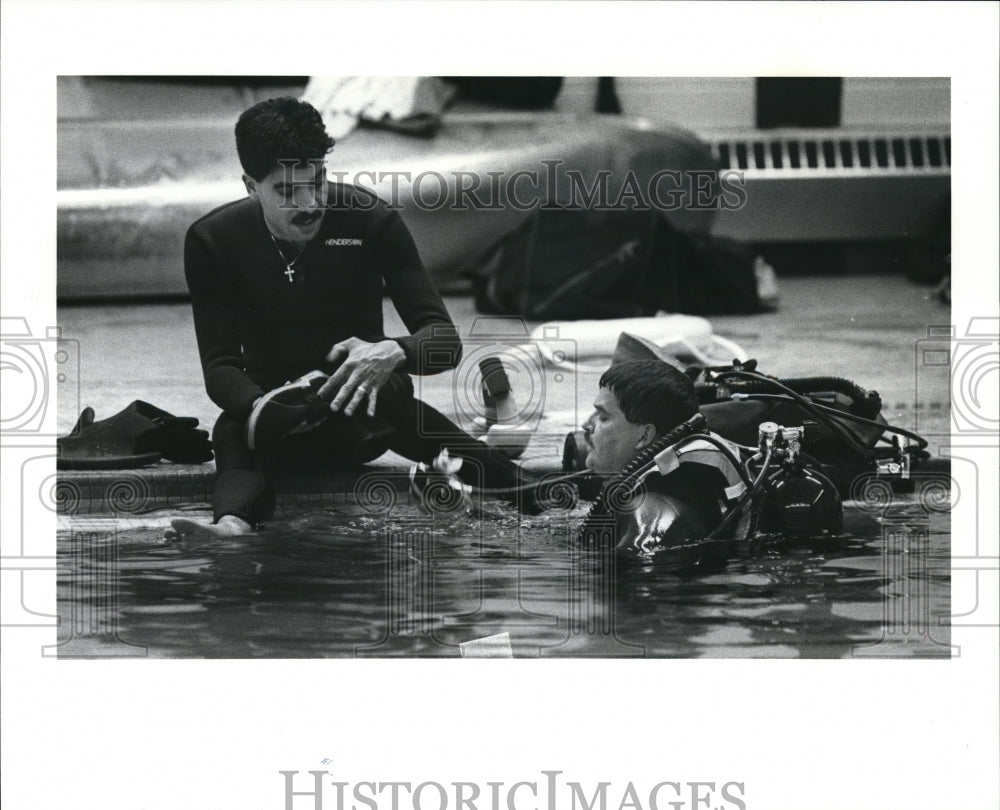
245, 371, 329, 450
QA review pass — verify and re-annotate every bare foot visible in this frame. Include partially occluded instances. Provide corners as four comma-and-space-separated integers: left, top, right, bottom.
164, 514, 254, 541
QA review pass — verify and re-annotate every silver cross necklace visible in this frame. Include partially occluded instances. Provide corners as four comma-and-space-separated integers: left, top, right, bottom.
269, 233, 304, 283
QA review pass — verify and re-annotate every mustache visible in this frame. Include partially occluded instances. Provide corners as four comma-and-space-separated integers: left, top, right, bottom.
292, 210, 323, 226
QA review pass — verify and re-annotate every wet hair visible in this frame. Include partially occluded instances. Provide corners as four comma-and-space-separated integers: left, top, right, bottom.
599, 360, 699, 435
235, 97, 335, 181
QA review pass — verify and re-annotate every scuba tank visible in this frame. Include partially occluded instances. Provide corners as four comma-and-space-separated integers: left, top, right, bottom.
750, 422, 842, 539
567, 359, 929, 494
415, 357, 924, 556
688, 358, 929, 496
570, 357, 926, 552
577, 414, 844, 553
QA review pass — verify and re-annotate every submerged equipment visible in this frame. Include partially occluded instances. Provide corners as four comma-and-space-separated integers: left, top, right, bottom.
576, 414, 843, 547
416, 358, 927, 555
570, 359, 926, 550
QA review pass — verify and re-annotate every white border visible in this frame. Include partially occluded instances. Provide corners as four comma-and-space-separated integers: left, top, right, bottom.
2, 2, 998, 809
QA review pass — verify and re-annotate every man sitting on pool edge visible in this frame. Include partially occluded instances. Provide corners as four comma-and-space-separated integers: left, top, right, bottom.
165, 97, 533, 541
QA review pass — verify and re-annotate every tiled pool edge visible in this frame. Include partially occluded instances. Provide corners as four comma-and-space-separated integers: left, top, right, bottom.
55, 462, 417, 516
56, 456, 953, 518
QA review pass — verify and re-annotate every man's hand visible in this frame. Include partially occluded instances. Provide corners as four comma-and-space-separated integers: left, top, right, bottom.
320, 337, 406, 417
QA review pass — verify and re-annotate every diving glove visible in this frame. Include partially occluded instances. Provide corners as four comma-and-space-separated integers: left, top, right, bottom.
57, 400, 213, 470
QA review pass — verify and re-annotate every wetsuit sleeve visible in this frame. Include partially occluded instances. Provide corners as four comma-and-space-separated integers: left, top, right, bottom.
184, 227, 264, 416
374, 210, 463, 375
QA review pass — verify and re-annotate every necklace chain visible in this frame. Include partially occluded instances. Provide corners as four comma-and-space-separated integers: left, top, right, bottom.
269, 233, 303, 282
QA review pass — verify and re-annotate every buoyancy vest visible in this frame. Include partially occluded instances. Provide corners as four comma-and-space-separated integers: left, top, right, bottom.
580, 424, 753, 558
639, 433, 753, 543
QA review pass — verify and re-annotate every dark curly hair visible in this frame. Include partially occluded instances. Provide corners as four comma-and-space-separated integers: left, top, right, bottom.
599, 360, 699, 436
235, 97, 335, 181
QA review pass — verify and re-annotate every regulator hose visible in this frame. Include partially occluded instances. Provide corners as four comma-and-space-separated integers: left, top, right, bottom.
699, 371, 881, 418
463, 468, 594, 499
723, 370, 875, 456
700, 448, 774, 546
740, 393, 930, 451
445, 415, 711, 511
769, 377, 880, 417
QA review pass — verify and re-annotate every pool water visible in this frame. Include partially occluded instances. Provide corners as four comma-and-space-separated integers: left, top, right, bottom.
56, 498, 950, 659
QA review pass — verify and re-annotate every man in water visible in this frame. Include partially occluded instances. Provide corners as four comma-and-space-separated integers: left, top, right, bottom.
410, 357, 740, 555
167, 97, 528, 540
578, 359, 739, 557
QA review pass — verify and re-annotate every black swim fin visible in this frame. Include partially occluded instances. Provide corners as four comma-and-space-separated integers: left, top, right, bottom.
57, 400, 213, 470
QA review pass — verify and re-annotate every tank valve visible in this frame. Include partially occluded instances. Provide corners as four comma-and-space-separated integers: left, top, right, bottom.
758, 421, 808, 461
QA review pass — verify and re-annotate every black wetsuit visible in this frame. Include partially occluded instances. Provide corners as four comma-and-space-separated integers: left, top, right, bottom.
609, 450, 740, 566
185, 184, 526, 525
